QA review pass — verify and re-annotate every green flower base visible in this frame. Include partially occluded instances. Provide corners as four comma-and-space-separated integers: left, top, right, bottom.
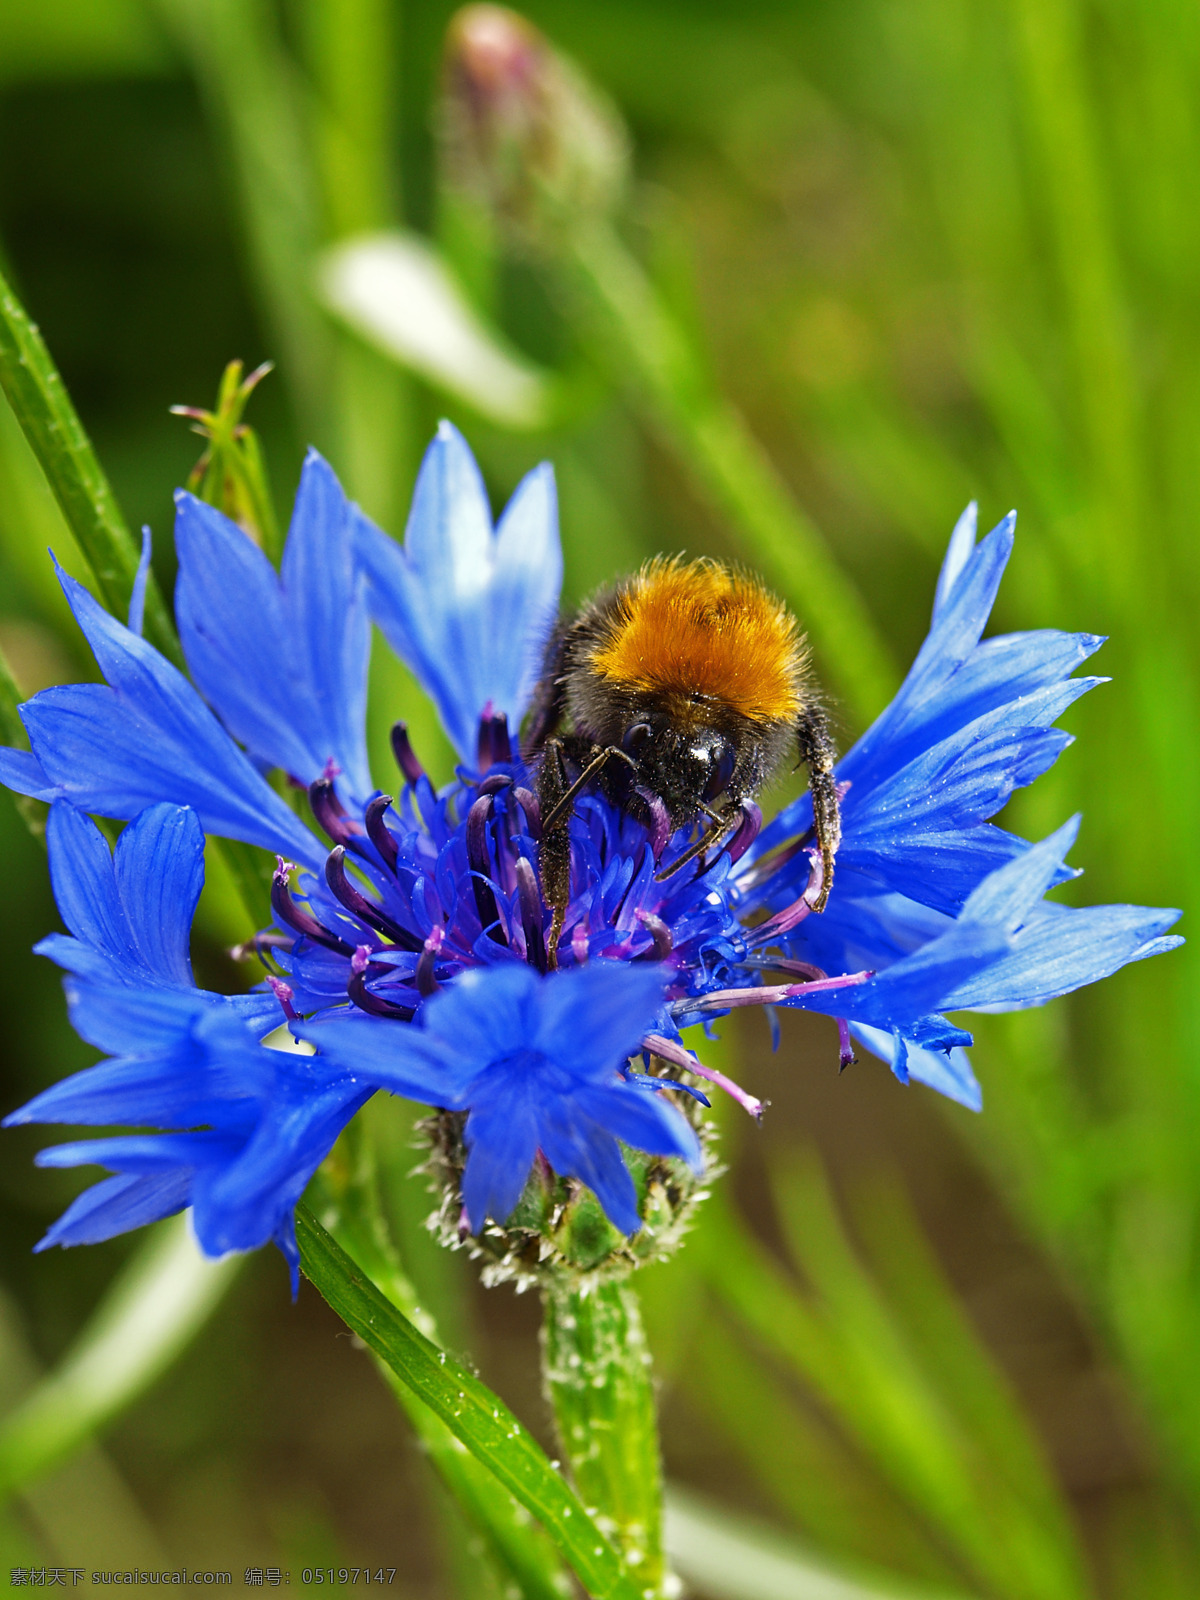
419, 1085, 718, 1290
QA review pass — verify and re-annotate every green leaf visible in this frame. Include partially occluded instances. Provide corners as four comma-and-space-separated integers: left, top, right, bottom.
0, 263, 183, 671
294, 1202, 643, 1600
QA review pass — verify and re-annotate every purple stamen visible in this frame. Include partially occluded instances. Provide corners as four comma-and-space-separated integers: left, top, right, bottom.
416, 926, 443, 997
477, 709, 513, 772
490, 713, 512, 765
514, 856, 547, 972
229, 929, 293, 962
348, 944, 416, 1020
513, 787, 541, 838
837, 1018, 856, 1072
390, 722, 424, 786
309, 774, 361, 847
479, 772, 513, 797
635, 909, 673, 961
673, 969, 872, 1016
637, 789, 673, 861
272, 859, 356, 957
364, 795, 399, 873
725, 802, 762, 866
266, 976, 298, 1022
466, 793, 506, 946
747, 849, 825, 945
642, 1032, 765, 1120
325, 846, 423, 951
457, 1204, 471, 1240
570, 922, 589, 963
477, 710, 495, 772
748, 955, 826, 982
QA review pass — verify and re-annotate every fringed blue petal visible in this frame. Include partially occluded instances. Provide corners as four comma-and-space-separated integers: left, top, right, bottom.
19, 562, 324, 867
175, 451, 372, 805
357, 422, 562, 760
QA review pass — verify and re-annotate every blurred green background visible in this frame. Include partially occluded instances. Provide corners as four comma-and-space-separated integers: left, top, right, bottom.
0, 1, 1195, 1596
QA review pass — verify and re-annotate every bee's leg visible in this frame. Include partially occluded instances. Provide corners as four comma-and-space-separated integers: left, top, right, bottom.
536, 737, 573, 969
537, 741, 637, 967
653, 808, 738, 882
797, 705, 841, 912
539, 744, 636, 836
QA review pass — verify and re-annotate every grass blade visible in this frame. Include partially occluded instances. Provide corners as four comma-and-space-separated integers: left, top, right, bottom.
664, 1485, 975, 1600
294, 1202, 642, 1600
0, 264, 182, 670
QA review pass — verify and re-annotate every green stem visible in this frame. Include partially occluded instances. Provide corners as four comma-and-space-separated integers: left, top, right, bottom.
561, 221, 898, 729
0, 264, 182, 671
542, 1277, 667, 1598
295, 1203, 642, 1600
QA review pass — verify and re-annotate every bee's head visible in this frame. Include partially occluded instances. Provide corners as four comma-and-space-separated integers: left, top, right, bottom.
621, 711, 736, 824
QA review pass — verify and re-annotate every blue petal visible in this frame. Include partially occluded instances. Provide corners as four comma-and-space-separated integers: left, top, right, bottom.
35, 1130, 239, 1173
191, 1072, 372, 1259
113, 804, 205, 987
943, 901, 1184, 1011
6, 1047, 254, 1131
128, 526, 152, 636
44, 801, 139, 976
5, 1005, 275, 1130
19, 561, 324, 868
573, 1081, 702, 1170
34, 1171, 192, 1251
932, 502, 978, 620
537, 1105, 642, 1236
175, 452, 372, 803
462, 1087, 541, 1231
58, 981, 211, 1056
0, 746, 60, 801
791, 918, 1013, 1034
357, 422, 562, 759
298, 1009, 479, 1103
751, 503, 1105, 914
419, 962, 543, 1073
850, 1022, 982, 1112
531, 961, 666, 1080
958, 816, 1081, 932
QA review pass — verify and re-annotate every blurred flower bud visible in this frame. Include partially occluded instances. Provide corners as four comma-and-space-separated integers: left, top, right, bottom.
440, 5, 629, 250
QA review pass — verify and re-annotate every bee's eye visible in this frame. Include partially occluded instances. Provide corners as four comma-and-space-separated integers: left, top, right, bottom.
703, 745, 736, 802
622, 722, 652, 757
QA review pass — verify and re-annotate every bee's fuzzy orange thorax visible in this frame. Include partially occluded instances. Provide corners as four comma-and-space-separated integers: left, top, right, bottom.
589, 558, 807, 723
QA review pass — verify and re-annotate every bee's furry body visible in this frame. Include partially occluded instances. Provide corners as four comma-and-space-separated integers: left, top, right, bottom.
524, 557, 841, 963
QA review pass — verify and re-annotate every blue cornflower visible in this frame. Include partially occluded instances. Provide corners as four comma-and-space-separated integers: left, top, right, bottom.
0, 424, 1182, 1280
301, 961, 701, 1237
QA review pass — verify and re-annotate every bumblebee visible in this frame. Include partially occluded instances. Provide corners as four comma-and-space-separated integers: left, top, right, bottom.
523, 556, 841, 964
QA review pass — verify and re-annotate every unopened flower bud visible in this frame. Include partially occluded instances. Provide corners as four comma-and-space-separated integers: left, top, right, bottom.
170, 360, 279, 553
440, 5, 629, 250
